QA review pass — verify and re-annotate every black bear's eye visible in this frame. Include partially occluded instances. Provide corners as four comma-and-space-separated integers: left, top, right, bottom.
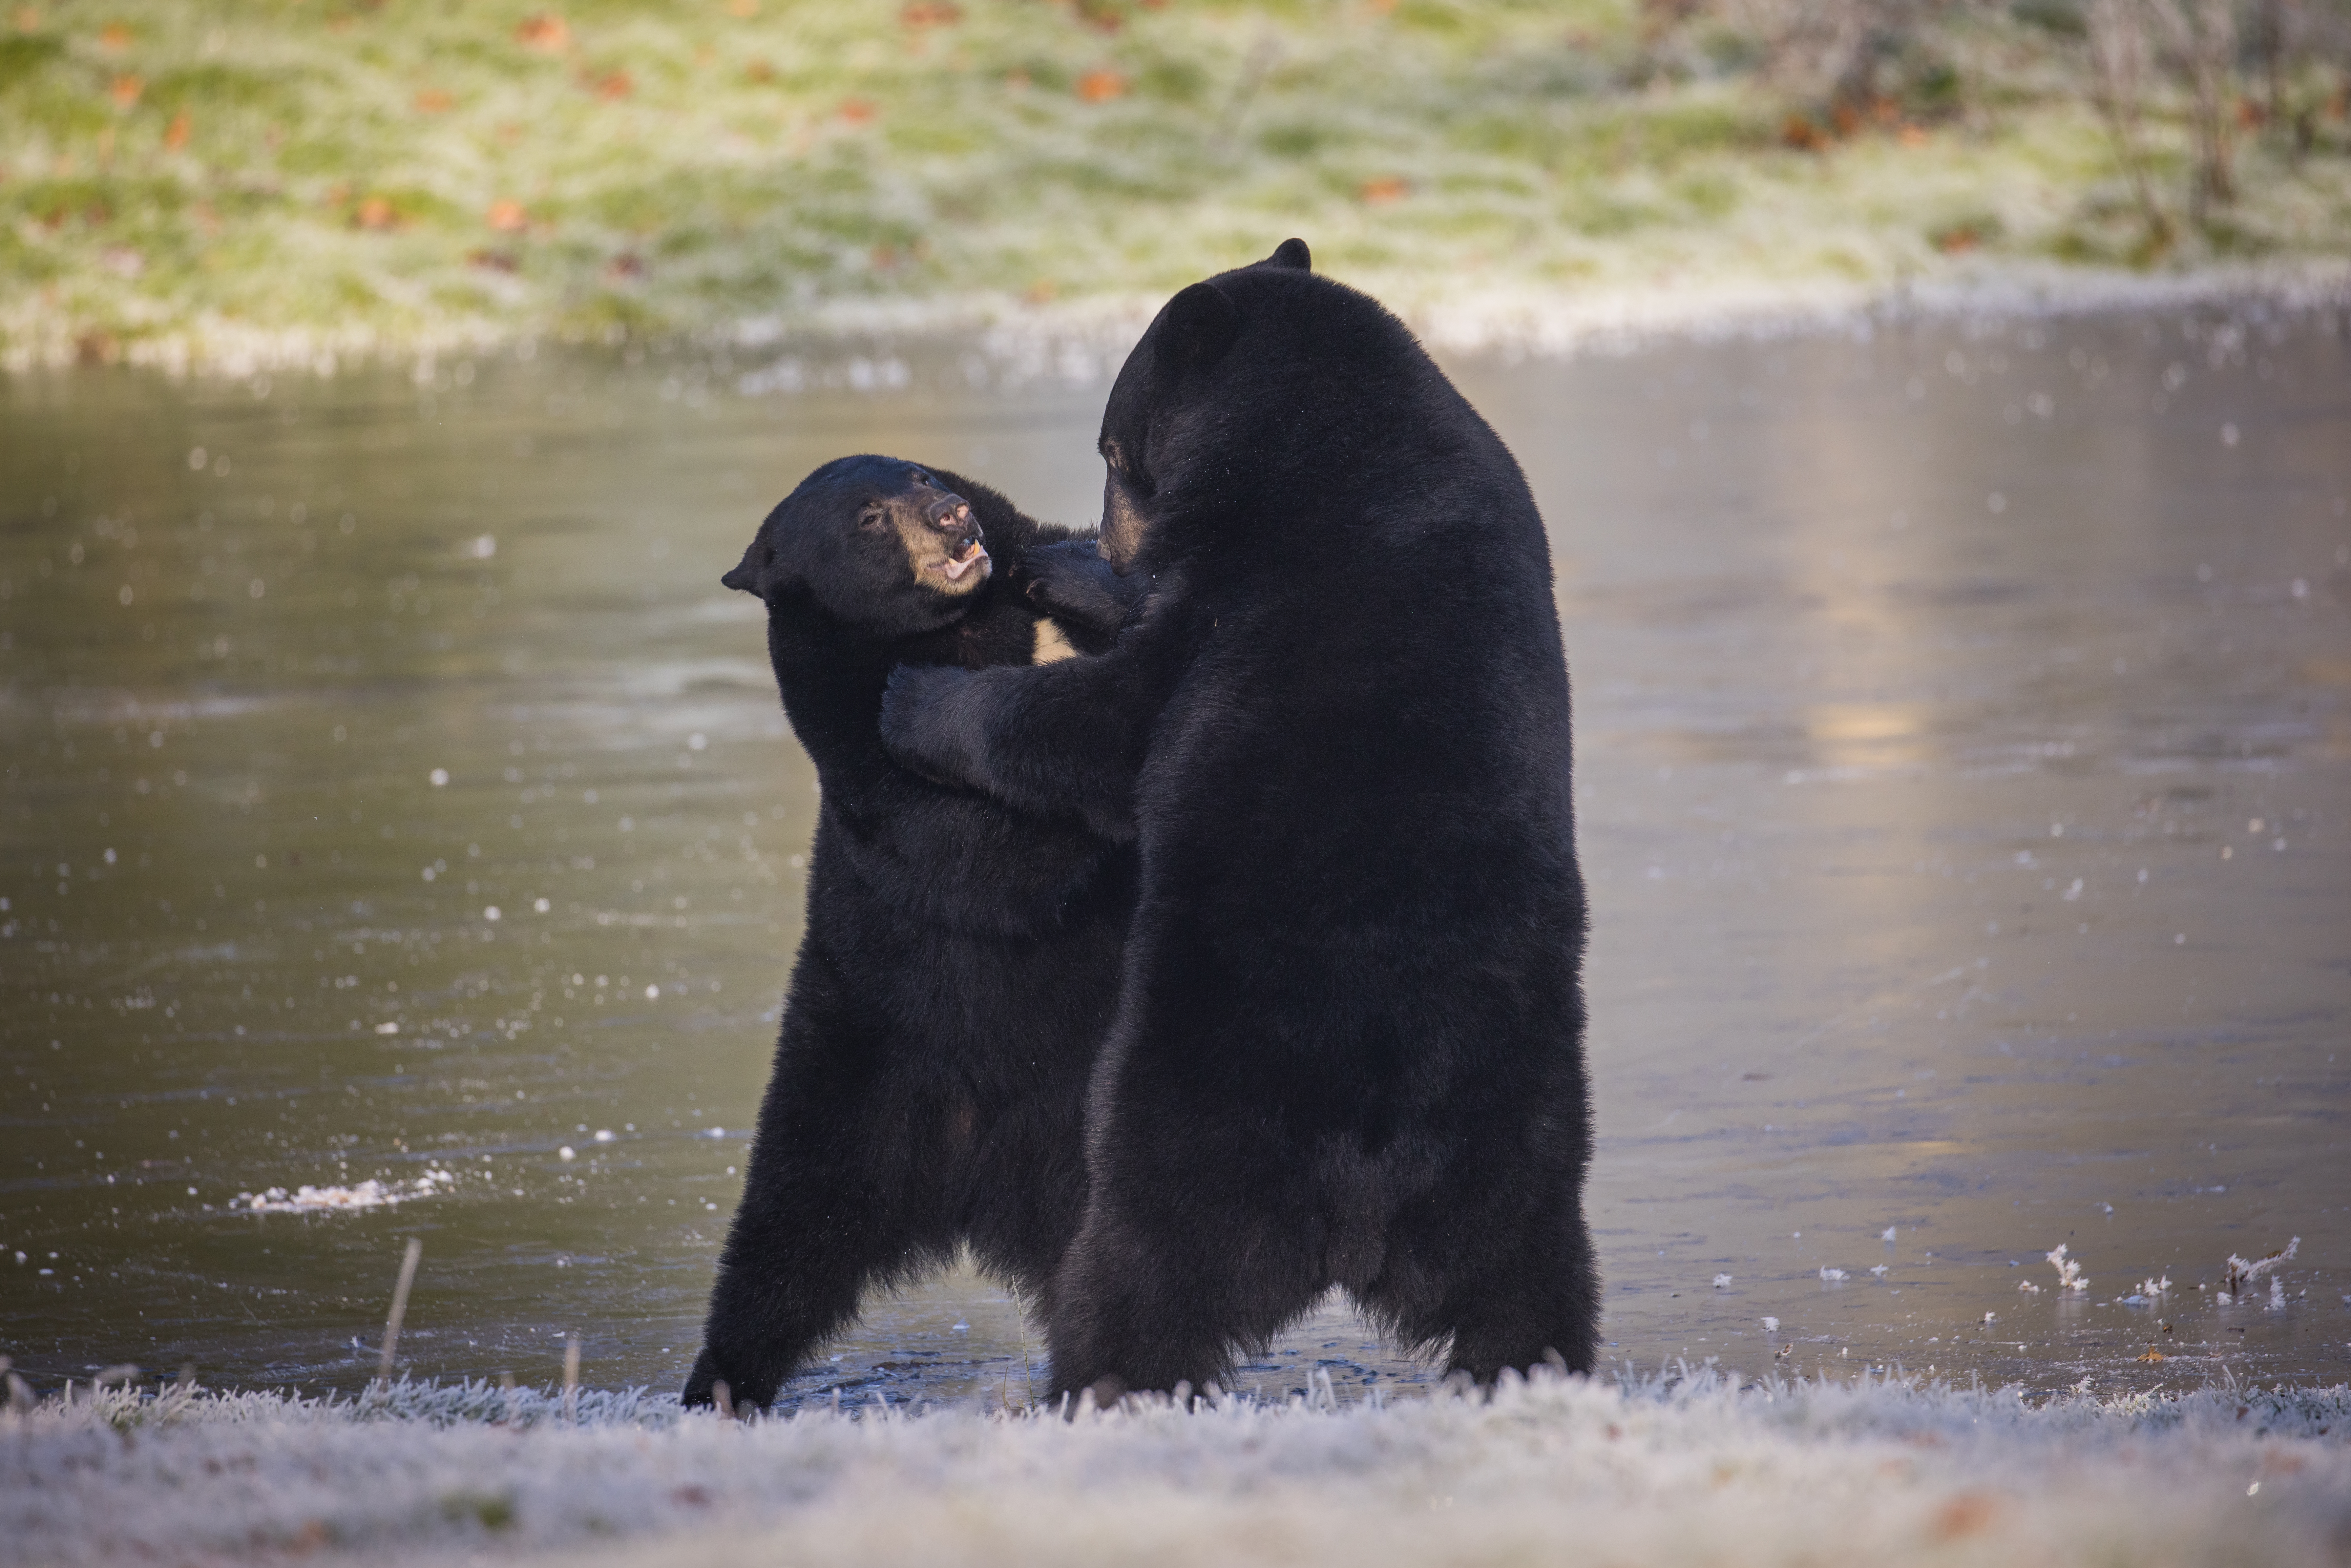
1104, 440, 1151, 496
857, 508, 885, 530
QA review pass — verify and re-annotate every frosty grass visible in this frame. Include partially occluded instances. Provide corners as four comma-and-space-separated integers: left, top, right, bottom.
5, 1370, 2346, 1567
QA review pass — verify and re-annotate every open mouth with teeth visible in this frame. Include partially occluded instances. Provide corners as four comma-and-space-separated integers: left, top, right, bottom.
932, 536, 989, 585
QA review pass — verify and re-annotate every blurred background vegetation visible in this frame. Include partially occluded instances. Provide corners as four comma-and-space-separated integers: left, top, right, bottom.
4, 0, 2349, 368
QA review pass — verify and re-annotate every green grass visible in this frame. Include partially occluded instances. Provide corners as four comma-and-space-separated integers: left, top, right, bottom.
3, 0, 2348, 369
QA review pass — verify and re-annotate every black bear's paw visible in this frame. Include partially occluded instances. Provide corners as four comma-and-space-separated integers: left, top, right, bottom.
1011, 538, 1101, 608
679, 1348, 723, 1409
681, 1348, 775, 1416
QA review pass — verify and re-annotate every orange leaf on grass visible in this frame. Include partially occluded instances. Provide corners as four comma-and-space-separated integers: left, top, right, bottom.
487, 199, 529, 232
108, 73, 142, 108
1076, 69, 1125, 103
355, 196, 398, 230
1780, 114, 1825, 151
901, 0, 962, 26
415, 89, 454, 113
98, 20, 130, 49
1929, 1495, 1998, 1542
727, 0, 759, 15
1358, 176, 1408, 204
838, 97, 877, 123
515, 12, 570, 51
585, 68, 632, 100
163, 109, 190, 149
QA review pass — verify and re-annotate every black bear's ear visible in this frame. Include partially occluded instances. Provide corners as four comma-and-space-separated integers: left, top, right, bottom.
1156, 281, 1240, 376
1265, 238, 1311, 272
722, 533, 769, 596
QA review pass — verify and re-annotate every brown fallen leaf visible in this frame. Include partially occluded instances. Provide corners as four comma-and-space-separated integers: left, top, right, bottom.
99, 20, 130, 49
486, 199, 528, 232
727, 0, 758, 14
163, 110, 191, 149
1930, 1493, 1998, 1541
355, 195, 398, 230
109, 72, 142, 108
2137, 1347, 2166, 1362
415, 89, 454, 113
515, 12, 569, 51
838, 97, 876, 123
901, 0, 961, 25
1076, 69, 1125, 103
1359, 176, 1408, 204
584, 68, 631, 100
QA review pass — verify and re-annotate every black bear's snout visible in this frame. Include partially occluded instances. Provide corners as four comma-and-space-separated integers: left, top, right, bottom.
721, 564, 752, 593
925, 492, 979, 549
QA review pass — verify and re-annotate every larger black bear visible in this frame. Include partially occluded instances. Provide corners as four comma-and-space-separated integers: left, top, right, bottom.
684, 455, 1140, 1411
881, 241, 1597, 1399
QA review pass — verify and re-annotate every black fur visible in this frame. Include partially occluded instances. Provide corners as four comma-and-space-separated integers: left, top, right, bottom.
880, 243, 1598, 1399
684, 455, 1135, 1411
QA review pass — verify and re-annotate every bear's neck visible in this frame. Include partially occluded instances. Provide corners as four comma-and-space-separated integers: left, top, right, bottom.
762, 604, 971, 786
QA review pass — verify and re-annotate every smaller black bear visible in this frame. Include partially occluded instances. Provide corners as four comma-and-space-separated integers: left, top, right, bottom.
683, 455, 1140, 1411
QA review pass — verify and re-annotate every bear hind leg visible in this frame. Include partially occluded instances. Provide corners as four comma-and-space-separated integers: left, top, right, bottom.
1364, 1209, 1600, 1385
1046, 1203, 1324, 1406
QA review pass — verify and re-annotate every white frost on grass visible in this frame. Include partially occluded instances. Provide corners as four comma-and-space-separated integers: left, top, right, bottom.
2047, 1244, 2090, 1293
2225, 1237, 2300, 1295
235, 1170, 456, 1214
1819, 1267, 1849, 1282
4, 1374, 2347, 1568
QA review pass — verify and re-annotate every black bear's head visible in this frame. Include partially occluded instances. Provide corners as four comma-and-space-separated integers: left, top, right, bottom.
1098, 236, 1396, 575
722, 455, 991, 637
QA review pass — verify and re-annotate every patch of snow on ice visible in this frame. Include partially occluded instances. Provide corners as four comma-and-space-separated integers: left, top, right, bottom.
236, 1170, 455, 1213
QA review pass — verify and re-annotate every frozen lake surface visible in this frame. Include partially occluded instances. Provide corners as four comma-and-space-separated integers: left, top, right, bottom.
2, 304, 2346, 1406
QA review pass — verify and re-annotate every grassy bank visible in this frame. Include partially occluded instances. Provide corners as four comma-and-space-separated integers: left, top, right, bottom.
4, 0, 2351, 372
6, 1371, 2349, 1566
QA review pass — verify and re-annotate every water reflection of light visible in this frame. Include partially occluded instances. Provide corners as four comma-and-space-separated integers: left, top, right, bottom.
1801, 701, 1932, 771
